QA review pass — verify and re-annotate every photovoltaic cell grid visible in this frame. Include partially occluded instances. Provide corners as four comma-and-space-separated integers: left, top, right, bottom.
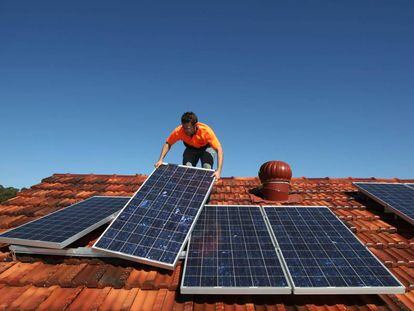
264, 206, 404, 294
405, 183, 414, 190
354, 182, 414, 225
0, 196, 129, 249
181, 205, 290, 294
93, 164, 215, 269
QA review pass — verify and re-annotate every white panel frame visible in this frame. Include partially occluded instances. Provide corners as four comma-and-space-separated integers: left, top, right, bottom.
180, 205, 292, 295
353, 182, 414, 225
0, 196, 129, 249
9, 245, 187, 260
405, 183, 414, 190
9, 245, 114, 258
92, 163, 216, 270
262, 205, 405, 295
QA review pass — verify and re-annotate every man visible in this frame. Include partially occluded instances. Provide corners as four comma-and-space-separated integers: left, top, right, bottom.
155, 112, 223, 180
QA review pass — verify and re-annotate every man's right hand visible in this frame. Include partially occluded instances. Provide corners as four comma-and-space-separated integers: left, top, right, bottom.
154, 160, 163, 168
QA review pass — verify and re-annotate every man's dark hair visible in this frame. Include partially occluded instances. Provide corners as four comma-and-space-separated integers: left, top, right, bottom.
181, 112, 198, 125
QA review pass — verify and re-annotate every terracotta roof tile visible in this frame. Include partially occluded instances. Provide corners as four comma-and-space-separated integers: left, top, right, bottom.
18, 262, 60, 287
378, 294, 404, 311
0, 285, 31, 310
0, 262, 42, 286
357, 232, 414, 249
142, 271, 159, 290
149, 289, 172, 311
391, 267, 414, 290
130, 289, 160, 311
169, 262, 182, 291
120, 288, 141, 310
153, 268, 179, 291
0, 251, 10, 261
335, 209, 380, 221
45, 263, 87, 287
97, 265, 132, 289
370, 248, 414, 268
8, 285, 58, 310
163, 290, 177, 310
98, 288, 136, 311
0, 205, 27, 216
71, 264, 108, 288
125, 268, 150, 290
2, 258, 181, 291
0, 215, 28, 229
392, 290, 414, 310
66, 287, 112, 311
107, 290, 133, 310
37, 286, 83, 311
347, 219, 397, 234
0, 262, 15, 275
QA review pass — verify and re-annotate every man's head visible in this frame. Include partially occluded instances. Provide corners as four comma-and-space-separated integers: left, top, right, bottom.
181, 112, 198, 136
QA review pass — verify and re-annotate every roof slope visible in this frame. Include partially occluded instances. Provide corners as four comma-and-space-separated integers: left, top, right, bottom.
0, 173, 413, 310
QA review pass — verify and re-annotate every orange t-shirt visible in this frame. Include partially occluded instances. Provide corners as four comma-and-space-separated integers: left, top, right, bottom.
166, 122, 221, 149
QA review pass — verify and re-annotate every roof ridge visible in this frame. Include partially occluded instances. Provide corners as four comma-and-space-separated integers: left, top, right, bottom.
49, 173, 147, 178
41, 174, 413, 181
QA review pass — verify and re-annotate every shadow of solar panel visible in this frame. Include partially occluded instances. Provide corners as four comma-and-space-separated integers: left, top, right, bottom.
354, 182, 414, 225
0, 196, 130, 249
181, 205, 291, 294
264, 206, 404, 294
93, 164, 215, 270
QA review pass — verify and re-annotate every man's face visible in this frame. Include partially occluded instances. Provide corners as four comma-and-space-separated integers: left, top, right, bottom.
182, 122, 196, 136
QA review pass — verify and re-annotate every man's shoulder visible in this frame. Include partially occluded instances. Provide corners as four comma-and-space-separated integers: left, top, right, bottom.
197, 122, 213, 131
172, 124, 183, 133
198, 123, 219, 141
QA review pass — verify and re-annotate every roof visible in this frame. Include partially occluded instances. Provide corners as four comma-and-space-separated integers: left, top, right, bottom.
0, 173, 413, 310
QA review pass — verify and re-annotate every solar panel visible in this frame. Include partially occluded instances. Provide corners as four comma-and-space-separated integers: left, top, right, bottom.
264, 206, 404, 294
93, 164, 215, 270
181, 205, 291, 294
354, 182, 414, 225
0, 196, 129, 249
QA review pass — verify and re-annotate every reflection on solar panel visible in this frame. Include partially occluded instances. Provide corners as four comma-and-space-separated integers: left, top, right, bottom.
93, 164, 215, 269
181, 205, 291, 294
354, 182, 414, 225
0, 196, 129, 249
264, 206, 404, 294
404, 183, 414, 190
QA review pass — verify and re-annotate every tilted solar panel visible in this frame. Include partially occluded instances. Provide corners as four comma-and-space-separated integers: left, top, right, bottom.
264, 206, 404, 294
0, 196, 130, 249
181, 205, 291, 294
93, 164, 215, 270
354, 182, 414, 225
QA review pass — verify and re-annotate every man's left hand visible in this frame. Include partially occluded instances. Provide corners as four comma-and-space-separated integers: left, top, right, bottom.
212, 170, 221, 180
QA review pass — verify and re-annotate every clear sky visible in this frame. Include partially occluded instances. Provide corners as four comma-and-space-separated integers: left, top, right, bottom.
1, 1, 413, 189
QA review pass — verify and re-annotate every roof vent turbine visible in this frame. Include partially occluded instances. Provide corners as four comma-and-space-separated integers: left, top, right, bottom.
259, 161, 292, 201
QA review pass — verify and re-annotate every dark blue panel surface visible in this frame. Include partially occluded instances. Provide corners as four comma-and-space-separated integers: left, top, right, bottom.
0, 196, 129, 248
93, 164, 215, 269
182, 205, 289, 293
354, 183, 414, 225
264, 206, 402, 291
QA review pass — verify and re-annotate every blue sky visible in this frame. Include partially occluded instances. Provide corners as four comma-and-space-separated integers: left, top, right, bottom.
1, 1, 413, 188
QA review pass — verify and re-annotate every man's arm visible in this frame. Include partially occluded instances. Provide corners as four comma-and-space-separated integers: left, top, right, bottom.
155, 142, 171, 168
213, 144, 223, 180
